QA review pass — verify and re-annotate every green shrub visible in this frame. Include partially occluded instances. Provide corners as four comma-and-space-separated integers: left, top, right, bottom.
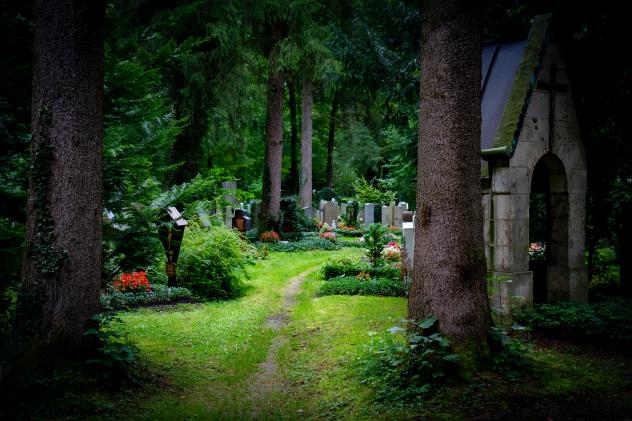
318, 276, 407, 297
178, 224, 255, 299
352, 178, 396, 206
83, 313, 141, 384
245, 228, 259, 243
337, 239, 367, 249
321, 257, 400, 280
364, 223, 388, 267
263, 238, 340, 252
356, 317, 459, 402
314, 187, 339, 202
487, 326, 531, 380
321, 256, 358, 278
334, 228, 364, 237
100, 284, 194, 309
513, 298, 632, 347
279, 196, 305, 241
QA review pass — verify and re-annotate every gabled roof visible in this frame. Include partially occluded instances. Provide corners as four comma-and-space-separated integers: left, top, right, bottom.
480, 14, 552, 160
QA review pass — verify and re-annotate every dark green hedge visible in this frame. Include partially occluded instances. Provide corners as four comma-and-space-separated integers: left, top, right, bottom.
100, 284, 195, 310
318, 276, 407, 297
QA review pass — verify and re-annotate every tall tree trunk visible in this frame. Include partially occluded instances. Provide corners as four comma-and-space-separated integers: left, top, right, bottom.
408, 0, 491, 354
326, 93, 339, 189
300, 77, 313, 208
288, 79, 299, 195
15, 0, 104, 358
260, 21, 285, 228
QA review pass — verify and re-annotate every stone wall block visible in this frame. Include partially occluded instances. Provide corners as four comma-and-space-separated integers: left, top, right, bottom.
511, 194, 530, 220
482, 193, 491, 221
518, 116, 548, 145
512, 134, 548, 170
547, 265, 570, 302
554, 140, 583, 172
569, 169, 587, 194
549, 242, 569, 266
539, 64, 569, 85
525, 91, 549, 120
494, 219, 511, 247
511, 219, 530, 271
568, 266, 588, 302
492, 194, 511, 220
555, 93, 577, 122
489, 271, 534, 315
493, 245, 513, 272
492, 167, 530, 194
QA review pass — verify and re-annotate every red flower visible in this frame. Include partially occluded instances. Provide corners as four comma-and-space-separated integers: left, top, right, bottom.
260, 231, 280, 243
113, 271, 151, 292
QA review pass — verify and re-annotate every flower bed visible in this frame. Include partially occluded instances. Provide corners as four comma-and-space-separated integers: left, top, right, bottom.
101, 284, 195, 310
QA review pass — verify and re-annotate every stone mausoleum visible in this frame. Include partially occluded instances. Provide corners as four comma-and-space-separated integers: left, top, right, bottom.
480, 15, 587, 311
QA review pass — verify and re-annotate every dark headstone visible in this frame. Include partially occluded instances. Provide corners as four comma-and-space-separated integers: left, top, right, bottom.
232, 209, 247, 233
157, 206, 187, 286
346, 200, 359, 227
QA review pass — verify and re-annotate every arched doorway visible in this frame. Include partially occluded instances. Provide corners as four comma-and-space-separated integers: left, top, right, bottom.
529, 153, 569, 303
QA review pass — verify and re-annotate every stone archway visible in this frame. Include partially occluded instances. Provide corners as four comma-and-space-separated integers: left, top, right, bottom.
529, 153, 570, 303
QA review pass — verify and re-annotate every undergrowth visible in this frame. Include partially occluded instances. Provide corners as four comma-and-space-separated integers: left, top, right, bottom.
355, 317, 460, 403
514, 297, 632, 348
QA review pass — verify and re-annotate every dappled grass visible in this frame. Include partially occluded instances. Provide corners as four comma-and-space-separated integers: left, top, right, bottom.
276, 274, 408, 419
108, 249, 363, 420
272, 273, 632, 420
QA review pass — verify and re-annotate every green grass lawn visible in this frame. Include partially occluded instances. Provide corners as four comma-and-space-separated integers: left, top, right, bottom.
107, 249, 365, 420
277, 274, 408, 419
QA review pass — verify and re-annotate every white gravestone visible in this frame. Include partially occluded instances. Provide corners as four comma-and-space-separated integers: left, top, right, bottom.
393, 206, 403, 228
381, 205, 393, 226
322, 201, 339, 226
364, 203, 375, 226
402, 222, 414, 270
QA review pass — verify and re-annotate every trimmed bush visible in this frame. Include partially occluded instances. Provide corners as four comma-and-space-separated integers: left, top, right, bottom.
318, 276, 407, 297
337, 239, 367, 249
334, 228, 364, 237
100, 284, 194, 309
321, 258, 400, 280
263, 238, 339, 252
178, 224, 255, 299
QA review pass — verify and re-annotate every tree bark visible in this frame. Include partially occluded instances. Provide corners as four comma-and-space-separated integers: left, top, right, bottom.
288, 79, 299, 195
326, 93, 339, 189
408, 0, 491, 354
300, 77, 313, 208
16, 0, 104, 357
260, 21, 285, 228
